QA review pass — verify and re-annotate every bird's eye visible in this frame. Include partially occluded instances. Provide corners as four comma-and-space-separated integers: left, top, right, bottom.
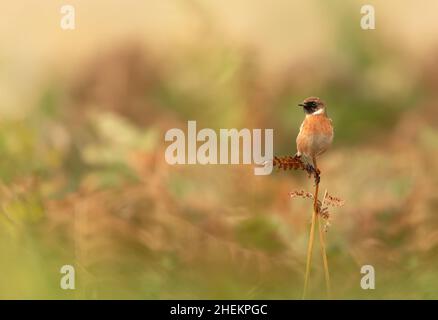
307, 101, 317, 108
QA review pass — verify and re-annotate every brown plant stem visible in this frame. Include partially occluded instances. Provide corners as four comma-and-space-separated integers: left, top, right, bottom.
318, 190, 331, 298
302, 157, 319, 299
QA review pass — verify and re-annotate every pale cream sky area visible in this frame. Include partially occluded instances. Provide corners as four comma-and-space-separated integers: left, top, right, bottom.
0, 0, 437, 117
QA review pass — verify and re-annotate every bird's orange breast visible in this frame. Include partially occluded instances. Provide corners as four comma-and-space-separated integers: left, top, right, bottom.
296, 114, 333, 158
300, 114, 333, 136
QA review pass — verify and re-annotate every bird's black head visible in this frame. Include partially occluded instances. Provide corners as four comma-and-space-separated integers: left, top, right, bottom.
298, 97, 326, 115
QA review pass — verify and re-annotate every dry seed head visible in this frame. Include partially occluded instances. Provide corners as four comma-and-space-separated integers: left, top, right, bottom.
325, 194, 345, 207
289, 189, 343, 232
289, 189, 314, 200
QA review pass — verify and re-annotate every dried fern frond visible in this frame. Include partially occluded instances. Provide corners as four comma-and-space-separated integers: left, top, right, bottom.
273, 155, 306, 171
273, 155, 320, 183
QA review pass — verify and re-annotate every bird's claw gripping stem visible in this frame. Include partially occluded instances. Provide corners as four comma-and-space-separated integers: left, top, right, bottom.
305, 164, 320, 185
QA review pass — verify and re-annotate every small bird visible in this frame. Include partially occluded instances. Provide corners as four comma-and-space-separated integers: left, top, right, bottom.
296, 97, 334, 174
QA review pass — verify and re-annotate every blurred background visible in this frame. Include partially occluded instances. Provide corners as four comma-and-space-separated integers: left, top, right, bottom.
1, 0, 438, 299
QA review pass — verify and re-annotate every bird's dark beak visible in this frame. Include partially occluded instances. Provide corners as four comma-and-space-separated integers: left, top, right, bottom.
298, 103, 305, 107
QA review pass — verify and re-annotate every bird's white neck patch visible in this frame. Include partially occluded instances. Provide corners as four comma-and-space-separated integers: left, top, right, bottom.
311, 108, 325, 115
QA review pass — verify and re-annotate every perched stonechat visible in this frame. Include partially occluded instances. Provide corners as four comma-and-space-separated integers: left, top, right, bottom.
296, 97, 334, 173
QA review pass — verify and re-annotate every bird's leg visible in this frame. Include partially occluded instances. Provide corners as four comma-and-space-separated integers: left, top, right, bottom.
304, 162, 320, 185
312, 157, 320, 211
311, 156, 320, 185
314, 169, 320, 186
295, 154, 320, 184
304, 163, 313, 172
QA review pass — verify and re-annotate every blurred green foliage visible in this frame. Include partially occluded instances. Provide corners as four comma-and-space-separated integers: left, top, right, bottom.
1, 1, 438, 299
